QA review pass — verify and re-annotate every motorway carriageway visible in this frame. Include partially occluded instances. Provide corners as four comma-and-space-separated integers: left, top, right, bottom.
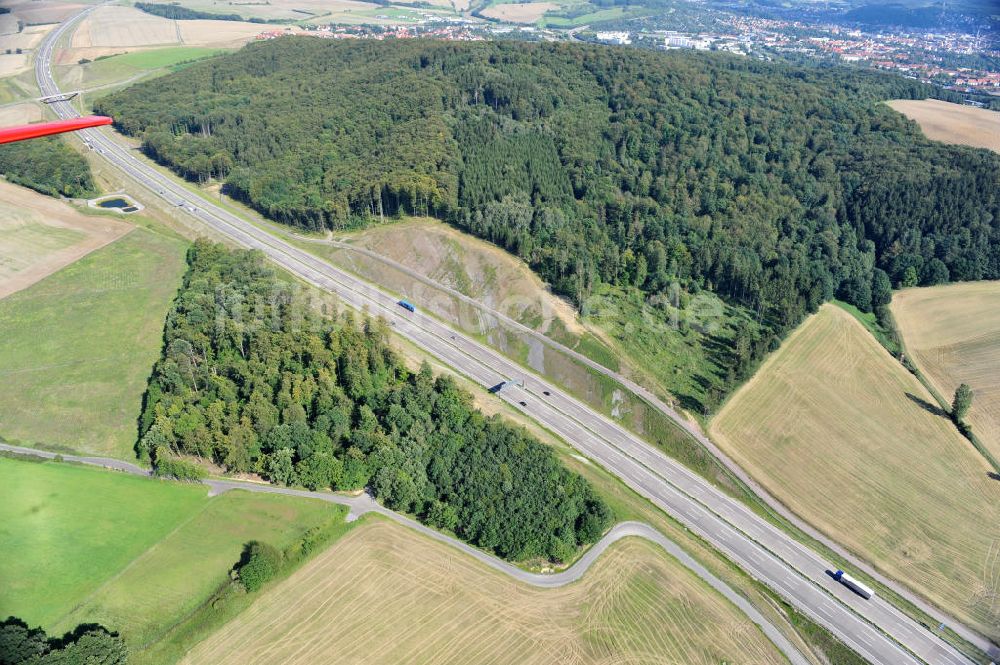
36, 9, 979, 665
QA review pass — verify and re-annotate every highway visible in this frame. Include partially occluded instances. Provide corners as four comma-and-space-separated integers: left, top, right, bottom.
35, 9, 980, 664
293, 229, 996, 658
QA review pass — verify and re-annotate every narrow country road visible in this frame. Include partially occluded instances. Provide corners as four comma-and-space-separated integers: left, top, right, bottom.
29, 7, 988, 664
0, 442, 809, 665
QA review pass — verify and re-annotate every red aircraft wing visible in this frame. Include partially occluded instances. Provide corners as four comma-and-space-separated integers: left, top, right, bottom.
0, 115, 112, 145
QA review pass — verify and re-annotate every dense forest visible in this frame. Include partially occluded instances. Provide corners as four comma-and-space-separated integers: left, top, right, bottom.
0, 617, 127, 665
97, 39, 1000, 378
140, 241, 612, 562
0, 137, 95, 198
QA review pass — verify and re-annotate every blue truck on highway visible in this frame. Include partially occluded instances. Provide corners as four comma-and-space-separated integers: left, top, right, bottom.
398, 300, 416, 313
832, 570, 874, 599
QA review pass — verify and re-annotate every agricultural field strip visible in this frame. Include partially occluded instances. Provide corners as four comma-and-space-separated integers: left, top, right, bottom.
709, 304, 1000, 644
185, 522, 785, 665
285, 225, 988, 653
0, 442, 806, 664
37, 10, 974, 664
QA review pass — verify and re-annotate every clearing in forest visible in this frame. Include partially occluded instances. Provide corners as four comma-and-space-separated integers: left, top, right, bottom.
0, 227, 186, 458
711, 303, 1000, 640
183, 518, 788, 665
312, 216, 749, 414
888, 99, 1000, 154
892, 281, 1000, 466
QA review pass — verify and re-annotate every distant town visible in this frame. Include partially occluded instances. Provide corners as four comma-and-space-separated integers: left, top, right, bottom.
254, 4, 999, 103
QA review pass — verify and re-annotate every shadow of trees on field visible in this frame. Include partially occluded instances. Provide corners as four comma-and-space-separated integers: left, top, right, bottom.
904, 392, 948, 419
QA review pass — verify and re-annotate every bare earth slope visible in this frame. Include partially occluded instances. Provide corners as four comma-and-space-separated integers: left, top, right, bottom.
892, 281, 1000, 466
888, 99, 1000, 154
183, 518, 789, 665
711, 303, 1000, 639
339, 217, 586, 336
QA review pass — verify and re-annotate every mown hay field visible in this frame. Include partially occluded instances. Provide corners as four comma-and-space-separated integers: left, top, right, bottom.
0, 226, 186, 458
892, 281, 1000, 466
888, 98, 1000, 154
183, 518, 788, 665
711, 304, 1000, 640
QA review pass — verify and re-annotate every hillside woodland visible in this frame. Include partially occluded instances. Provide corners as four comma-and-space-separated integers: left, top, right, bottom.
97, 39, 1000, 397
139, 241, 613, 562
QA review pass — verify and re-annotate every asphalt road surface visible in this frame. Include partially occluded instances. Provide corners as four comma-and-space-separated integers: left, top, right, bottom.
35, 10, 982, 664
0, 443, 809, 665
295, 231, 995, 657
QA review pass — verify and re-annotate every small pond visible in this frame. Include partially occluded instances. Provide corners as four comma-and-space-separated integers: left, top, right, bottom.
91, 195, 141, 214
98, 198, 130, 209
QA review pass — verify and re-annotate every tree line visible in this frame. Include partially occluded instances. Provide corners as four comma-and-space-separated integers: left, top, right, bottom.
0, 137, 95, 199
96, 38, 1000, 385
140, 241, 612, 562
134, 2, 287, 24
0, 617, 127, 665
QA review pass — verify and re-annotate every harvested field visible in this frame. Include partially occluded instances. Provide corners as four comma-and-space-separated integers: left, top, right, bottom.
170, 0, 378, 21
0, 23, 53, 49
711, 304, 1000, 640
0, 101, 43, 125
177, 19, 288, 45
4, 0, 86, 25
892, 281, 1000, 466
71, 6, 180, 48
482, 0, 556, 22
0, 52, 29, 77
888, 98, 1000, 154
183, 518, 788, 665
0, 180, 133, 299
63, 7, 283, 65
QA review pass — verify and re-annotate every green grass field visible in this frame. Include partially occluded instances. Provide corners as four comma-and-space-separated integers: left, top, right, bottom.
0, 455, 345, 660
540, 5, 627, 26
0, 227, 188, 459
110, 47, 227, 71
58, 46, 226, 92
0, 456, 207, 627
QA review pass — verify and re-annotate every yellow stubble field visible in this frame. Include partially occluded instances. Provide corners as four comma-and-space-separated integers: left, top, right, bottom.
888, 99, 1000, 154
892, 281, 1000, 468
711, 304, 1000, 640
183, 519, 789, 665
